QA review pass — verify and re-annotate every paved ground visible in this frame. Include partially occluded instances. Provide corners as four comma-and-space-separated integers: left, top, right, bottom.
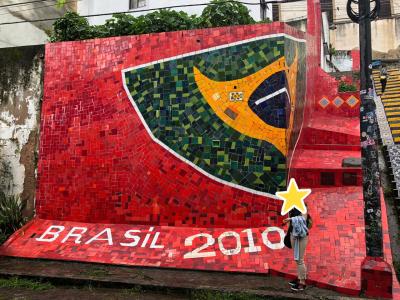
0, 257, 365, 300
0, 286, 185, 300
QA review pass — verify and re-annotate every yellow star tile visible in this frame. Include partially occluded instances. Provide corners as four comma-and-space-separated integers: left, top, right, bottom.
275, 178, 311, 215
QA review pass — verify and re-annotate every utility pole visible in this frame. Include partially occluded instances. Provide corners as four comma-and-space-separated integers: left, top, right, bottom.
346, 2, 392, 298
260, 0, 267, 21
359, 0, 383, 258
347, 0, 383, 257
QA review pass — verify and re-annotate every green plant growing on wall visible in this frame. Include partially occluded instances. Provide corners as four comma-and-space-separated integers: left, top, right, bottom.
134, 10, 199, 34
200, 0, 255, 27
257, 18, 272, 24
49, 12, 92, 42
49, 1, 259, 42
0, 192, 27, 245
101, 13, 137, 36
56, 0, 66, 8
338, 81, 357, 92
328, 43, 336, 61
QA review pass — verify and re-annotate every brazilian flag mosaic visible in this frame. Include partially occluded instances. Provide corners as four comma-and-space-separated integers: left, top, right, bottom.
124, 36, 306, 195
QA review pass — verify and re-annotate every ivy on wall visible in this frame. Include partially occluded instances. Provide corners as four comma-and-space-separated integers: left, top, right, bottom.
49, 0, 270, 42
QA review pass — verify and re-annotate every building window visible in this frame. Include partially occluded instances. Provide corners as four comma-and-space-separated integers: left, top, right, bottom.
320, 172, 335, 186
379, 0, 392, 18
129, 0, 146, 9
272, 3, 280, 21
320, 0, 333, 23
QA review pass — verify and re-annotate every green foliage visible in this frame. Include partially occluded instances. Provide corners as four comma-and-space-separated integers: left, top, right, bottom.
134, 10, 198, 34
328, 43, 336, 58
190, 290, 265, 300
0, 192, 26, 245
102, 13, 137, 36
338, 81, 357, 92
0, 277, 54, 291
49, 1, 257, 42
83, 267, 110, 277
257, 18, 272, 24
56, 0, 66, 9
199, 0, 255, 28
49, 12, 92, 42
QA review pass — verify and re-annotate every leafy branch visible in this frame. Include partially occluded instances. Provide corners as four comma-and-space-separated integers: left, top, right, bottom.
49, 0, 270, 42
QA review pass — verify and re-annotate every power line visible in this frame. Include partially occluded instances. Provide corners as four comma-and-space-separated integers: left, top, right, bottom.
2, 0, 396, 27
0, 0, 79, 16
0, 0, 53, 9
0, 0, 303, 26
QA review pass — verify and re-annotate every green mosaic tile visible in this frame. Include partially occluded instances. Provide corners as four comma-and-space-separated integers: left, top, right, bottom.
125, 37, 306, 194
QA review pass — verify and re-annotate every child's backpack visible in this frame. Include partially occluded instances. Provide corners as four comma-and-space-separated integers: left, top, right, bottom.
307, 214, 313, 229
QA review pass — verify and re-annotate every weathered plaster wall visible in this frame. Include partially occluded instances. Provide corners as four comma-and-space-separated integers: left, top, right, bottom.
330, 18, 400, 53
0, 45, 44, 216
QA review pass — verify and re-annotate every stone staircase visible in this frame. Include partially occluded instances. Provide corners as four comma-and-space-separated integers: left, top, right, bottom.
373, 68, 400, 143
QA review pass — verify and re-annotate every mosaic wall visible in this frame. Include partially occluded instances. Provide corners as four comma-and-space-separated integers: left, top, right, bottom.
36, 25, 306, 228
2, 4, 397, 297
124, 36, 306, 196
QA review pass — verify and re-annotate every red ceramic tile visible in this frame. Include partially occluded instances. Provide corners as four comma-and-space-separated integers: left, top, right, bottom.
0, 0, 398, 298
0, 186, 367, 295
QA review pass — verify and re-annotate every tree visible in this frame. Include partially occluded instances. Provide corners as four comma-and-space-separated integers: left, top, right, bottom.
133, 9, 197, 34
200, 0, 255, 28
49, 12, 92, 42
102, 13, 137, 36
49, 1, 259, 42
56, 0, 66, 8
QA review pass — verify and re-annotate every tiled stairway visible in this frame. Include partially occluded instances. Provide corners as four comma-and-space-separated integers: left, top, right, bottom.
290, 112, 361, 188
373, 68, 400, 142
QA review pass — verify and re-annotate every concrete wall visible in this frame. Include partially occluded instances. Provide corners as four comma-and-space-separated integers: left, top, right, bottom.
332, 0, 400, 22
0, 0, 74, 48
279, 0, 307, 22
330, 18, 400, 53
0, 46, 44, 216
275, 0, 400, 55
332, 0, 349, 22
287, 18, 307, 32
77, 0, 271, 25
0, 16, 47, 48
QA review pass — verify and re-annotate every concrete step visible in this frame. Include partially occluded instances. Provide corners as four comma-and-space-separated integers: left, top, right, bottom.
0, 257, 357, 300
381, 94, 400, 100
290, 149, 362, 188
382, 99, 400, 103
385, 111, 400, 116
383, 102, 400, 107
385, 105, 400, 110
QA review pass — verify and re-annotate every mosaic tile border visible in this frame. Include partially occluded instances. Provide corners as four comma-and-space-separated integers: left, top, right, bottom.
123, 33, 306, 73
318, 95, 359, 109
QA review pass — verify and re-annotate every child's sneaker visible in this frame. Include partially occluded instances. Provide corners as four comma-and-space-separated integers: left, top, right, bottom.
288, 279, 298, 287
291, 283, 306, 291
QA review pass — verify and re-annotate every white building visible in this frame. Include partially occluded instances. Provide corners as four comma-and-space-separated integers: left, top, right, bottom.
77, 0, 272, 25
0, 0, 75, 48
275, 0, 400, 54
